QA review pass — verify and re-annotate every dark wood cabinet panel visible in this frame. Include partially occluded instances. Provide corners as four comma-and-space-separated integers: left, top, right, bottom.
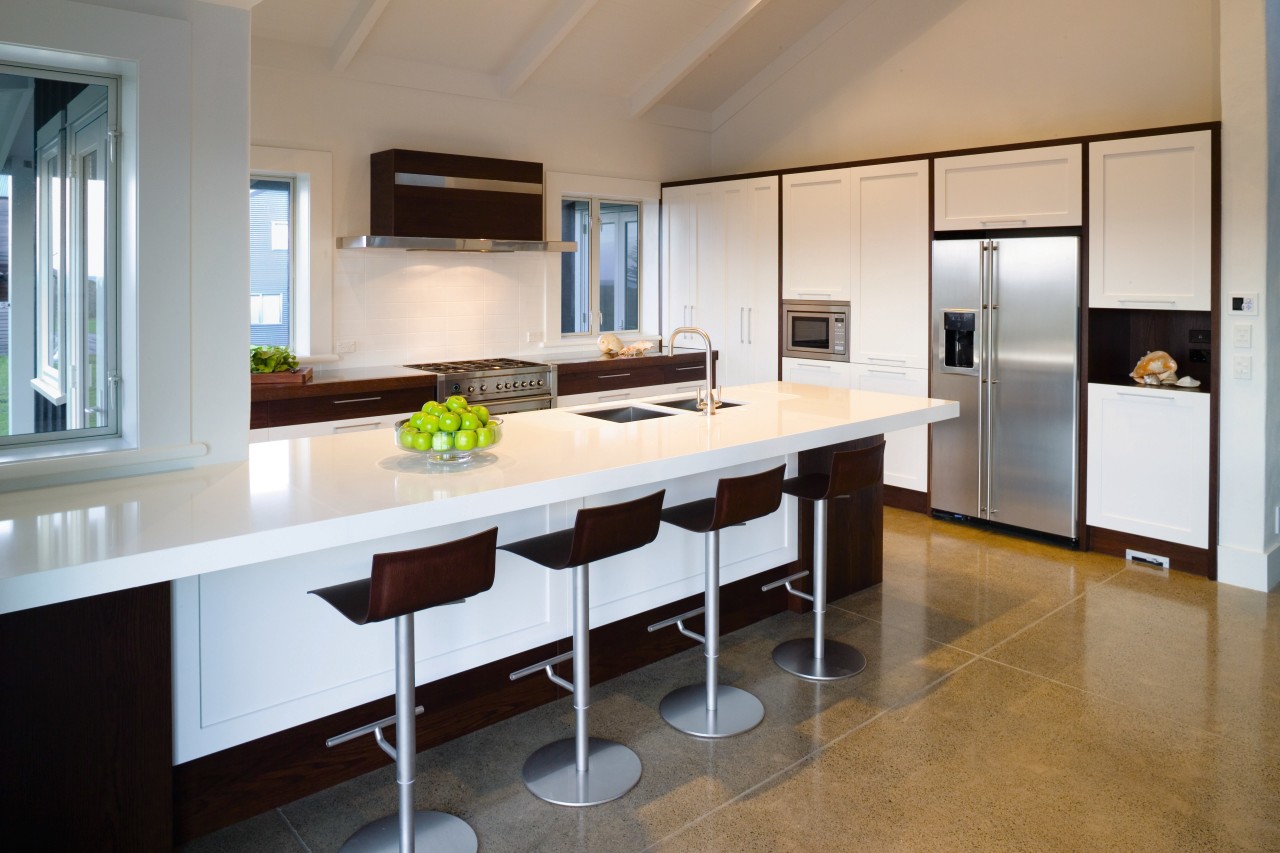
557, 365, 667, 396
665, 360, 709, 384
266, 386, 432, 427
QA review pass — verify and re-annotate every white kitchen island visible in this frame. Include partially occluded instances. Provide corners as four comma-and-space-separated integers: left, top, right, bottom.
0, 381, 955, 843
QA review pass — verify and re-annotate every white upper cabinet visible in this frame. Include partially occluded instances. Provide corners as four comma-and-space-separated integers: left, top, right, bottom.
850, 160, 929, 368
663, 176, 779, 388
1088, 130, 1212, 310
934, 144, 1083, 230
782, 168, 851, 300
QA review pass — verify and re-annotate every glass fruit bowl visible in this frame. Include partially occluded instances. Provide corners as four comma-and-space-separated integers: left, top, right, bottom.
393, 416, 503, 463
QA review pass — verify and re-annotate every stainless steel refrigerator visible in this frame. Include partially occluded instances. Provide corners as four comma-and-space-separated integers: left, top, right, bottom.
930, 237, 1080, 539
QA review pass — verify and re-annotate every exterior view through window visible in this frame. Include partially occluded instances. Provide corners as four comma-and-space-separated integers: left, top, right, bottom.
0, 65, 117, 445
560, 197, 639, 336
249, 176, 292, 347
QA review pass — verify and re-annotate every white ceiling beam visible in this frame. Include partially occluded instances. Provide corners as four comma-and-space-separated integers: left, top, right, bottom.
627, 0, 773, 118
330, 0, 393, 73
711, 0, 876, 131
500, 0, 599, 98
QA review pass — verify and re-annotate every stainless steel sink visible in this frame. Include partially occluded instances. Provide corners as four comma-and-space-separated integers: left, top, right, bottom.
652, 397, 743, 412
571, 405, 676, 423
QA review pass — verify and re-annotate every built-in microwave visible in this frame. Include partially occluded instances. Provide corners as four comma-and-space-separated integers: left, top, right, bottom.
781, 299, 849, 361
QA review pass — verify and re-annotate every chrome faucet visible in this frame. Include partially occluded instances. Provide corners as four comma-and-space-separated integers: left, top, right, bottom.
667, 327, 719, 416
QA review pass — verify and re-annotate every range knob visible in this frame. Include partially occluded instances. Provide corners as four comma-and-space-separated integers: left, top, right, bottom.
536, 379, 544, 387
520, 380, 528, 388
480, 384, 487, 392
467, 385, 475, 394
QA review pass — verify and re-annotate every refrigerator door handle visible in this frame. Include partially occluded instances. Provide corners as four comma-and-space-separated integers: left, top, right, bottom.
976, 241, 987, 517
985, 241, 998, 517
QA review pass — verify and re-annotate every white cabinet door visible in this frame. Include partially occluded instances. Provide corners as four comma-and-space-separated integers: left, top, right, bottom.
852, 363, 928, 492
781, 357, 852, 389
1088, 130, 1212, 310
782, 168, 851, 300
934, 144, 1083, 230
721, 176, 779, 387
850, 160, 929, 369
1086, 384, 1209, 548
663, 184, 699, 332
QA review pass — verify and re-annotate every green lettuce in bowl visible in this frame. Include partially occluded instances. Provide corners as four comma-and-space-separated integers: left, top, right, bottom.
250, 345, 299, 374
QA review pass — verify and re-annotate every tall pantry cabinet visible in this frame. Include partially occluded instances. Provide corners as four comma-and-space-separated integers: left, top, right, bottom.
782, 160, 931, 500
662, 176, 779, 389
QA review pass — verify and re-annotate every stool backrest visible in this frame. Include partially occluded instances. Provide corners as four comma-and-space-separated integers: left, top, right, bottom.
825, 441, 886, 500
710, 464, 786, 530
568, 489, 666, 567
367, 527, 499, 622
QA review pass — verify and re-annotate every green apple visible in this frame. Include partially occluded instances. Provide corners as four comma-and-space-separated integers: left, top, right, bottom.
470, 404, 490, 425
453, 429, 477, 451
475, 426, 494, 447
399, 427, 418, 448
432, 431, 453, 452
411, 431, 432, 451
438, 411, 461, 432
459, 412, 480, 430
420, 414, 441, 434
446, 395, 468, 412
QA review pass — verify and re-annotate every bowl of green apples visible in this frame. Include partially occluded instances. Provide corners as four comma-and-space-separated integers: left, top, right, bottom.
394, 394, 502, 462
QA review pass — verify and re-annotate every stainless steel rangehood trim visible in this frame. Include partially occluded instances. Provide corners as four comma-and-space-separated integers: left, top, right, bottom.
338, 235, 577, 253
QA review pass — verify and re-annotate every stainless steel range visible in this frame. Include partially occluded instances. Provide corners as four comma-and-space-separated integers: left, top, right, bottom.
404, 358, 557, 414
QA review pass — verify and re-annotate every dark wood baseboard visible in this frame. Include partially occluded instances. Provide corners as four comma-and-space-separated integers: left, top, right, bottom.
1087, 525, 1213, 576
174, 563, 802, 844
1, 583, 173, 852
884, 485, 928, 514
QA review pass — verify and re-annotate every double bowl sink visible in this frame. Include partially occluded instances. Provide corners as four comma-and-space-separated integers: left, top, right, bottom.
571, 396, 742, 424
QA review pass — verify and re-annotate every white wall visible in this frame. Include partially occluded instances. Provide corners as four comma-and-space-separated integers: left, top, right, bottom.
708, 0, 1220, 174
250, 46, 710, 362
1216, 0, 1280, 591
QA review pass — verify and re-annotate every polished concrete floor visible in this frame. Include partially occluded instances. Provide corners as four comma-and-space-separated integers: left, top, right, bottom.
183, 510, 1280, 852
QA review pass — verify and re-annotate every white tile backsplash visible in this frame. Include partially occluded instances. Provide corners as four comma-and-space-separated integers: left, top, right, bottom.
332, 249, 558, 366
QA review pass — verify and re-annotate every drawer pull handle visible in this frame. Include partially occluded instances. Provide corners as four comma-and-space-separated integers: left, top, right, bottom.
868, 369, 908, 376
333, 422, 381, 432
867, 357, 908, 364
333, 396, 382, 404
675, 365, 703, 372
1117, 299, 1178, 305
598, 373, 631, 379
1116, 391, 1175, 401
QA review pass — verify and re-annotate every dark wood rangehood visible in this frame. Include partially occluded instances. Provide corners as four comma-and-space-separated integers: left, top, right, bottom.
341, 149, 576, 252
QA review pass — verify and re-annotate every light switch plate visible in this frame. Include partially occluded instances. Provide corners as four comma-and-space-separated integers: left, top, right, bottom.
1234, 354, 1253, 380
1233, 323, 1252, 348
1229, 292, 1259, 315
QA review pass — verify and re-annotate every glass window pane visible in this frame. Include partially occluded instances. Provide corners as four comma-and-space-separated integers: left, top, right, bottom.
560, 198, 590, 335
249, 177, 292, 347
599, 201, 639, 333
0, 67, 117, 443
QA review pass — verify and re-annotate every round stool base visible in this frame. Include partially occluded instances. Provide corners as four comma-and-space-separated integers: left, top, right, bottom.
340, 809, 477, 853
772, 638, 866, 681
522, 737, 642, 806
659, 683, 764, 738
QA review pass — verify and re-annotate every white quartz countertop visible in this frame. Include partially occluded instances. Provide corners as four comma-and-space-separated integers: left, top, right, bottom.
0, 382, 957, 614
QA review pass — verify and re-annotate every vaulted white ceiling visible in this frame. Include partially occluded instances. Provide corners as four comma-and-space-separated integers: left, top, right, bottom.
249, 0, 879, 130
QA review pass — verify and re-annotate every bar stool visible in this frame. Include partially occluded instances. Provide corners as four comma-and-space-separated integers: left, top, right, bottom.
501, 490, 666, 806
308, 527, 498, 853
764, 440, 885, 681
649, 465, 785, 737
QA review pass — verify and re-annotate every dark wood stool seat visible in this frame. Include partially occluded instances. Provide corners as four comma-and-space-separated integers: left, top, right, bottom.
650, 465, 785, 738
498, 490, 665, 807
308, 527, 498, 853
770, 440, 885, 682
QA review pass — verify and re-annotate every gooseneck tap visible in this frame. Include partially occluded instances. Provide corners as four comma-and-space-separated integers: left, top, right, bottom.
667, 327, 719, 416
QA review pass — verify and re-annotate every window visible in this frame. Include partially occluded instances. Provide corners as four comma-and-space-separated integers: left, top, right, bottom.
249, 176, 294, 347
0, 63, 118, 444
559, 197, 641, 337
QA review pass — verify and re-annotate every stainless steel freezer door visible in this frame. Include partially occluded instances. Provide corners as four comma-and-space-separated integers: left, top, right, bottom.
929, 240, 984, 518
986, 237, 1079, 538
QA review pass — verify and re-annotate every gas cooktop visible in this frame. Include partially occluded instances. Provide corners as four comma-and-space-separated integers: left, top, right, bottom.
404, 358, 545, 374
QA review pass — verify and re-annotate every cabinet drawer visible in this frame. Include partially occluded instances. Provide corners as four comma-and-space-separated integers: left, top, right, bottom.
266, 386, 432, 427
557, 365, 667, 396
666, 361, 708, 384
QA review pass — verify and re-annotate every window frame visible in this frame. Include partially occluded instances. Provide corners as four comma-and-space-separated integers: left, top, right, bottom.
249, 173, 297, 349
542, 172, 659, 350
249, 146, 333, 358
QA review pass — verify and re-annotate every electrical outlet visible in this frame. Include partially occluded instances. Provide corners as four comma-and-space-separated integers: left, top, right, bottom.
526, 331, 544, 344
1234, 355, 1253, 380
1189, 348, 1209, 364
336, 340, 357, 353
1233, 323, 1252, 348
